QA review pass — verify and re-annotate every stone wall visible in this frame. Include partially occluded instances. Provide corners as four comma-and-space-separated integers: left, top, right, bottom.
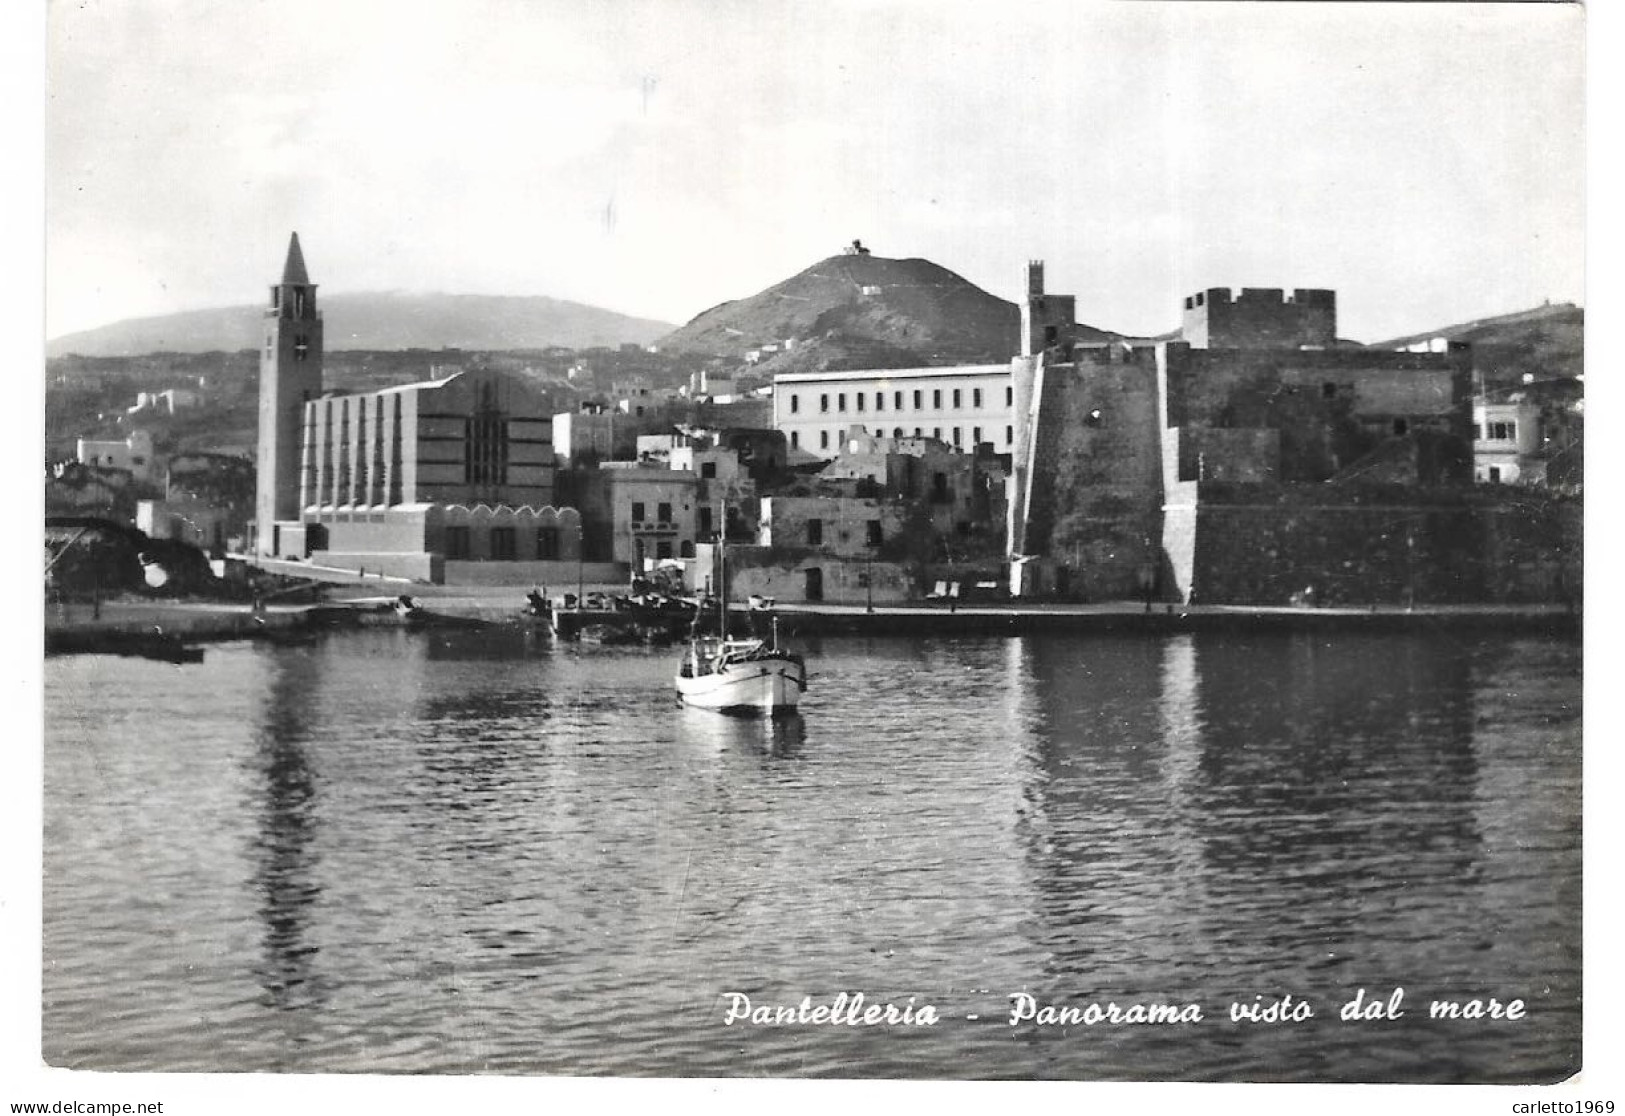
759, 496, 904, 557
688, 543, 914, 604
1158, 343, 1473, 482
440, 559, 621, 588
1020, 351, 1165, 598
1172, 484, 1580, 605
1177, 428, 1280, 483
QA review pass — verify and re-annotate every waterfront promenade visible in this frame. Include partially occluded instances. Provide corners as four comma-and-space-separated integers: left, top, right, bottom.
42, 586, 1580, 649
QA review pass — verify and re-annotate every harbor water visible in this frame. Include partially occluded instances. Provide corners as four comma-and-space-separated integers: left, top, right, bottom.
43, 628, 1581, 1080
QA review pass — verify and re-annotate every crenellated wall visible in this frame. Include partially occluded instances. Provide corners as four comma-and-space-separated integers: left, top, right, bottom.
1180, 286, 1337, 350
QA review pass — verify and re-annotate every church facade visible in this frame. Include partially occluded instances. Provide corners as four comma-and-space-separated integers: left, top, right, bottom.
252, 234, 587, 583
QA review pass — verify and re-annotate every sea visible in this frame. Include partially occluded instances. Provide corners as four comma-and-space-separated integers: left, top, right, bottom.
42, 628, 1581, 1081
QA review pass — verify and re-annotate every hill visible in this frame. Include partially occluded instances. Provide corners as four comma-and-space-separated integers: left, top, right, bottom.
1369, 302, 1583, 389
659, 254, 1115, 374
46, 292, 676, 358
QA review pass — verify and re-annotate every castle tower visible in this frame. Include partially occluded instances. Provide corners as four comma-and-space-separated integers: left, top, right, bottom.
1020, 260, 1044, 358
1019, 258, 1076, 358
255, 232, 324, 557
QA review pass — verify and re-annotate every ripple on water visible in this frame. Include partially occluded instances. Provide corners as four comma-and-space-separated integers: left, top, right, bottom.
43, 631, 1580, 1080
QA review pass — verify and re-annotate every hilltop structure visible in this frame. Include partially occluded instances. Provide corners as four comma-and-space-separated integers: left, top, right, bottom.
771, 262, 1091, 458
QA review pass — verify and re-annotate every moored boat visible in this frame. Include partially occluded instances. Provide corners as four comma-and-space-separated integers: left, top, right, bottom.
674, 495, 807, 715
676, 633, 806, 715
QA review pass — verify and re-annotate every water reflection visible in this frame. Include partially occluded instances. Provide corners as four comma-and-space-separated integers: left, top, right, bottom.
248, 645, 326, 1013
1010, 633, 1485, 993
423, 626, 547, 661
675, 705, 807, 760
43, 628, 1576, 1080
1187, 634, 1482, 896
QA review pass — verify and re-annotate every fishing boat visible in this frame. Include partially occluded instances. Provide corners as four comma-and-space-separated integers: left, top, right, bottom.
676, 626, 806, 715
674, 501, 807, 715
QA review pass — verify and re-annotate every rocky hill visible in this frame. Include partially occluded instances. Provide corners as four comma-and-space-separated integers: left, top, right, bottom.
1369, 302, 1583, 390
659, 254, 1115, 374
47, 292, 676, 358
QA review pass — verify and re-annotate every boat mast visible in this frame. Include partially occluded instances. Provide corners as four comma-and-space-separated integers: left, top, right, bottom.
718, 493, 728, 642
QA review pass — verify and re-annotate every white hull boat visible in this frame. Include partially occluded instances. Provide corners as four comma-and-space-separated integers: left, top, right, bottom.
676, 637, 806, 715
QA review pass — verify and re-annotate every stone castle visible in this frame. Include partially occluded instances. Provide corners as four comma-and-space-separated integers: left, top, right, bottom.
1007, 264, 1576, 605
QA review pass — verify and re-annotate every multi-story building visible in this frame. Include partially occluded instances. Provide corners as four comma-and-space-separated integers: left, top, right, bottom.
695, 495, 913, 605
769, 261, 1092, 460
1473, 397, 1542, 484
568, 464, 699, 565
772, 364, 1019, 458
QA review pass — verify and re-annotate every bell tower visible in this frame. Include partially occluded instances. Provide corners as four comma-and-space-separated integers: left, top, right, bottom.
255, 232, 324, 557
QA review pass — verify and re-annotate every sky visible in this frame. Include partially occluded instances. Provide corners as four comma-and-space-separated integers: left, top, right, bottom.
44, 0, 1584, 343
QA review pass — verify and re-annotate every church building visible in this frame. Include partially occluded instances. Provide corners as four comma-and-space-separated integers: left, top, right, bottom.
252, 234, 584, 583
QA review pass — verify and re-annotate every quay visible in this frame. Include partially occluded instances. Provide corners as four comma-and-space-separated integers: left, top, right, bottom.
760, 600, 1579, 638
42, 591, 1576, 658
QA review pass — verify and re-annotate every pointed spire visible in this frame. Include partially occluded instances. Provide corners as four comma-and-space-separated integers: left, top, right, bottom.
281, 232, 310, 285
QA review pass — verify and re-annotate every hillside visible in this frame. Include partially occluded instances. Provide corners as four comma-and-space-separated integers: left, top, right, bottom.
659, 254, 1115, 373
47, 292, 676, 358
1369, 302, 1583, 389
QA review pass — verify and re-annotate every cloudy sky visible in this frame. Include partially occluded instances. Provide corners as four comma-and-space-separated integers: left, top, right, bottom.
45, 0, 1583, 343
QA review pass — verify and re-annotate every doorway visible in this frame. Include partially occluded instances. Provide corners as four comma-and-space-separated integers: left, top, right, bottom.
803, 567, 824, 602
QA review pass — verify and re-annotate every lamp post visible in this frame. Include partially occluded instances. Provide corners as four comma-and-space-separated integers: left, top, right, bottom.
576, 519, 584, 610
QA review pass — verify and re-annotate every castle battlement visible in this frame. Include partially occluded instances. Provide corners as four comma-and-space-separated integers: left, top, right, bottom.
1181, 285, 1337, 350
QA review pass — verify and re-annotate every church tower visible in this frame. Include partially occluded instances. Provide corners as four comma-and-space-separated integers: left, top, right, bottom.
255, 232, 324, 557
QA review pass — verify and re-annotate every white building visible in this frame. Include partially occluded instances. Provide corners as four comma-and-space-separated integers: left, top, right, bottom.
128, 388, 200, 415
76, 430, 157, 483
1473, 398, 1542, 484
772, 363, 1020, 459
